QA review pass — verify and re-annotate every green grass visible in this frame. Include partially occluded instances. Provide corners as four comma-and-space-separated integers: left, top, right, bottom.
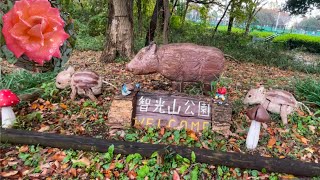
0, 69, 57, 95
294, 78, 320, 107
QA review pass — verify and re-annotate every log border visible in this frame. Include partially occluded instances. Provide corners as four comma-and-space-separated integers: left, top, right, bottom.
1, 128, 319, 177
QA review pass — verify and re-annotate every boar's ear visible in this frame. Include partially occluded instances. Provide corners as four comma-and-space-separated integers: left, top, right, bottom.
258, 86, 265, 93
147, 42, 157, 54
66, 66, 75, 74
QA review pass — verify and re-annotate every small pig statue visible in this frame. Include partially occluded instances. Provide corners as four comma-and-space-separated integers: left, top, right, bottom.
243, 86, 300, 125
126, 43, 225, 91
56, 66, 102, 101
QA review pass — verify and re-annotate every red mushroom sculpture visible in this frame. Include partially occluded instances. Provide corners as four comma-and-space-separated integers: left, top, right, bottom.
246, 105, 271, 150
0, 89, 20, 128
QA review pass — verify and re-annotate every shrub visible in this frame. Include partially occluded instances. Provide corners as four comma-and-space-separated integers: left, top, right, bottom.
250, 31, 274, 38
294, 78, 320, 107
273, 34, 320, 53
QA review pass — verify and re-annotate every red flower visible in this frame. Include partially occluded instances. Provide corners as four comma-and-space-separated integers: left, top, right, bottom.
217, 87, 227, 95
2, 0, 69, 65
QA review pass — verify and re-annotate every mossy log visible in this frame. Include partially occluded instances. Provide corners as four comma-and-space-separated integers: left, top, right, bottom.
1, 128, 319, 177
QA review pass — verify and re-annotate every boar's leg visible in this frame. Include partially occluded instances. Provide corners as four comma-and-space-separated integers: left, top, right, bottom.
280, 105, 289, 125
70, 85, 77, 100
86, 89, 98, 101
203, 83, 211, 95
172, 81, 184, 92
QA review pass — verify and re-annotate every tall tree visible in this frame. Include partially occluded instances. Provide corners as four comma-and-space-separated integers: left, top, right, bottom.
244, 0, 266, 35
212, 0, 232, 37
100, 0, 134, 63
284, 0, 320, 15
145, 0, 164, 46
297, 16, 320, 31
163, 0, 170, 44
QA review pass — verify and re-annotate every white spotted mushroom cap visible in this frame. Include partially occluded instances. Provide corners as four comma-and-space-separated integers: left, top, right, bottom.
0, 89, 20, 107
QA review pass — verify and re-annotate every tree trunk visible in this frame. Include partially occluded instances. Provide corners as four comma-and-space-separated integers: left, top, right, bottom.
181, 0, 190, 27
100, 0, 134, 63
145, 0, 164, 46
227, 1, 235, 33
137, 0, 142, 36
163, 0, 170, 44
171, 0, 179, 14
244, 16, 253, 35
212, 0, 232, 37
227, 16, 234, 33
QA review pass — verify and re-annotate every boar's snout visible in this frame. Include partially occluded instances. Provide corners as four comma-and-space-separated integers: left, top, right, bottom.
126, 63, 132, 72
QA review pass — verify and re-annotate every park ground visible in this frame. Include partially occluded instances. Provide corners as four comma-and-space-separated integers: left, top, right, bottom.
1, 49, 319, 179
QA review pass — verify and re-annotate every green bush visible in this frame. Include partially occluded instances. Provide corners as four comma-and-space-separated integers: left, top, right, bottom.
273, 34, 320, 53
250, 31, 274, 38
295, 78, 320, 107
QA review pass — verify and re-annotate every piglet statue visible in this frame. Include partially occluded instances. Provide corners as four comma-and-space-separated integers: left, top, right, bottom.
126, 43, 225, 91
56, 66, 102, 101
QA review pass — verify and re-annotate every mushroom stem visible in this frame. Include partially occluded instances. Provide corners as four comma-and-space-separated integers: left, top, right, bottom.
1, 106, 16, 128
246, 120, 261, 150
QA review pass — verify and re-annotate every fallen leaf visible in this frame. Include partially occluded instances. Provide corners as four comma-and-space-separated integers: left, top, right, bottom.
173, 170, 180, 180
308, 125, 315, 134
160, 127, 165, 136
1, 170, 18, 177
281, 174, 295, 179
300, 137, 309, 145
72, 157, 90, 167
31, 103, 38, 109
279, 156, 286, 159
52, 152, 66, 162
187, 131, 198, 141
19, 145, 29, 152
69, 168, 77, 177
304, 147, 314, 153
38, 125, 50, 132
267, 136, 276, 148
60, 103, 68, 110
296, 109, 305, 116
127, 170, 137, 179
108, 163, 116, 170
113, 171, 120, 177
8, 161, 18, 166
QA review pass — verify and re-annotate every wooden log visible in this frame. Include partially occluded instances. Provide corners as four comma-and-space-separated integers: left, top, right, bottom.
1, 128, 319, 177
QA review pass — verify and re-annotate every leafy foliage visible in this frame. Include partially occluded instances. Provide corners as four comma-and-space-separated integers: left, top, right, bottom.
273, 34, 320, 53
0, 69, 56, 95
294, 78, 320, 107
284, 0, 320, 15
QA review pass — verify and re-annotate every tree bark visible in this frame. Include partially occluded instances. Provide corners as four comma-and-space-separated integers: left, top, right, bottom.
163, 0, 170, 44
171, 0, 179, 14
181, 0, 190, 27
100, 0, 134, 63
212, 0, 232, 37
145, 0, 164, 46
137, 0, 142, 35
1, 128, 320, 177
244, 15, 253, 35
227, 1, 235, 33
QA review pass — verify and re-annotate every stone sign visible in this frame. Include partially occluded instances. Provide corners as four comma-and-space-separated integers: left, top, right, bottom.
134, 92, 212, 132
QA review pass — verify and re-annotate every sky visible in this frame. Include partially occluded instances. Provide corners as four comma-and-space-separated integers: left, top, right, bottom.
266, 0, 320, 17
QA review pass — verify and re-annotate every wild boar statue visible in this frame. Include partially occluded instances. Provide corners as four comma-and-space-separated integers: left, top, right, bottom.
126, 43, 225, 91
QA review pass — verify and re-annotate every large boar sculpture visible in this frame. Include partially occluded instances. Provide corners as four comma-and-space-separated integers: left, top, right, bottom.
126, 43, 225, 91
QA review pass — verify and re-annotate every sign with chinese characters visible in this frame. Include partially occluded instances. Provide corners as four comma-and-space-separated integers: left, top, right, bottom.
134, 92, 212, 132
